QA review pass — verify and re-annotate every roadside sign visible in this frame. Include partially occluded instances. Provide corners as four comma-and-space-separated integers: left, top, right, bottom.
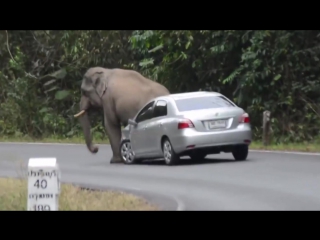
27, 158, 61, 211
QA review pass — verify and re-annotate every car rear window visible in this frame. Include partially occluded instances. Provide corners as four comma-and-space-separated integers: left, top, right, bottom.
174, 96, 235, 112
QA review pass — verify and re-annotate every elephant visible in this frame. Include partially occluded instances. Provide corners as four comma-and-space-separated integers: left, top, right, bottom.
73, 67, 170, 163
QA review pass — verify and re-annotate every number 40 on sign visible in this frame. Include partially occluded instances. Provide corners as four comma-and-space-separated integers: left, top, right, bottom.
27, 158, 61, 211
34, 179, 48, 189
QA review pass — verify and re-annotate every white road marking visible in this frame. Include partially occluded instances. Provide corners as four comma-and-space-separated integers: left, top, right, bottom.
126, 187, 186, 211
250, 149, 320, 156
172, 195, 186, 211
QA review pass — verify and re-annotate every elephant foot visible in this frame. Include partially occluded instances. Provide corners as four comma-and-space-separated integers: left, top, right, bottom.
110, 156, 123, 164
89, 145, 99, 154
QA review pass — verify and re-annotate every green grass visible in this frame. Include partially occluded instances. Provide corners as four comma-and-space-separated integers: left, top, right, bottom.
0, 135, 319, 153
250, 141, 319, 153
0, 178, 158, 210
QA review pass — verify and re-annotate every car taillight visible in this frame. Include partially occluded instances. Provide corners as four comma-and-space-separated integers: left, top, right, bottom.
178, 119, 195, 129
239, 113, 250, 123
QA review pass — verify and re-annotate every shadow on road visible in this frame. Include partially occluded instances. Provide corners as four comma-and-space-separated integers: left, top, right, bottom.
139, 157, 251, 166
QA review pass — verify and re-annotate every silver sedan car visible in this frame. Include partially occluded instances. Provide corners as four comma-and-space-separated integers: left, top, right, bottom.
120, 91, 252, 165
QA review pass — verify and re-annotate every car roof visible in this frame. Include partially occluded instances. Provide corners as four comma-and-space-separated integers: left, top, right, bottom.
134, 91, 232, 119
153, 91, 223, 102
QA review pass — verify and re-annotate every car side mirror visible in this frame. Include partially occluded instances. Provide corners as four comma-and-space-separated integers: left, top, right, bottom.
128, 119, 137, 126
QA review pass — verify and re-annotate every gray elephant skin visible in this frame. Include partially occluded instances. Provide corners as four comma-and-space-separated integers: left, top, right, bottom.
73, 67, 170, 163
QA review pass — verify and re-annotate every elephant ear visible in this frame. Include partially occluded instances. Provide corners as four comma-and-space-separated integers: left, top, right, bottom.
95, 72, 108, 98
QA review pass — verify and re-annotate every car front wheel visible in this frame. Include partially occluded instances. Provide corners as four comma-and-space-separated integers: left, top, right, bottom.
162, 138, 180, 165
232, 145, 248, 161
120, 139, 136, 164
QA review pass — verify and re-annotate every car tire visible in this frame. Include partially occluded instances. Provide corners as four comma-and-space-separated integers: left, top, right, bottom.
189, 152, 207, 161
232, 145, 249, 161
162, 138, 180, 165
120, 139, 137, 164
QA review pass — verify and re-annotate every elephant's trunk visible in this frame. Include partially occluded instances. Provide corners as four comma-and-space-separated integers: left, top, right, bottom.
77, 95, 99, 154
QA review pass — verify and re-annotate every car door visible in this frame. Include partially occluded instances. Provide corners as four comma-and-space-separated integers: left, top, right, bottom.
130, 101, 155, 157
147, 100, 168, 157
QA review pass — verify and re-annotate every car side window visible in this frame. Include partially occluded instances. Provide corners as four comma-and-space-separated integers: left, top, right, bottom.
136, 101, 155, 123
153, 100, 167, 118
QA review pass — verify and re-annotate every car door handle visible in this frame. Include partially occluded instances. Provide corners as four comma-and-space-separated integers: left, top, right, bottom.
159, 123, 163, 127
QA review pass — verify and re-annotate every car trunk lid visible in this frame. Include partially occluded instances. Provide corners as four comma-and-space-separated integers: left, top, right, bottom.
180, 107, 245, 132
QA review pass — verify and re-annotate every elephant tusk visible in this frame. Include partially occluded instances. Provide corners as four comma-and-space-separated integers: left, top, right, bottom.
74, 110, 86, 118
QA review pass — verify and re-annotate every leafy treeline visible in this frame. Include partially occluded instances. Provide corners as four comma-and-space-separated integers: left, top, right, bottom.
0, 30, 319, 143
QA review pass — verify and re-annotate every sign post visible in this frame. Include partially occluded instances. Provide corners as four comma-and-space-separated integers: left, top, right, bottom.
27, 158, 61, 211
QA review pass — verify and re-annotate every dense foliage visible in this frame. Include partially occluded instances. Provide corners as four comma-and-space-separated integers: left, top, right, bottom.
0, 30, 319, 143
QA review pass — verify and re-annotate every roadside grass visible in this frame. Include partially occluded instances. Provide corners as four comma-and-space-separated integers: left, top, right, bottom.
250, 141, 319, 153
0, 177, 158, 210
0, 135, 319, 153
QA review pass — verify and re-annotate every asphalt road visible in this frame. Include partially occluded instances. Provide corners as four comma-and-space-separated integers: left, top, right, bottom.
0, 142, 320, 210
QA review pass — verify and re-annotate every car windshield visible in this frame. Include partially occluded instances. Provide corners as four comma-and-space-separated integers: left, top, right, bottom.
174, 96, 235, 112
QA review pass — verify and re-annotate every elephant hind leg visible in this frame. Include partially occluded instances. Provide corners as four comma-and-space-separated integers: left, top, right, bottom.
104, 116, 123, 163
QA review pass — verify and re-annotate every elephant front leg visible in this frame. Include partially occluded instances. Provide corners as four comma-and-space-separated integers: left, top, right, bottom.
104, 117, 123, 164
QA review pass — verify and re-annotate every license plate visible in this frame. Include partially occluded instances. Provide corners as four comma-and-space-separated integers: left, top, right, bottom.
209, 120, 226, 129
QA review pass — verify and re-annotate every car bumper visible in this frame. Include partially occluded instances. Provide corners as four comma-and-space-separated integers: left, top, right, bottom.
170, 124, 252, 154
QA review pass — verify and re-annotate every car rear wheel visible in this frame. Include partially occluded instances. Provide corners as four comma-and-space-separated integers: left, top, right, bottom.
162, 138, 180, 165
232, 145, 248, 161
120, 139, 136, 164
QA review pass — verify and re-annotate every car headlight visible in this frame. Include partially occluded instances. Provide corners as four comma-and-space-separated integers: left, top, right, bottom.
121, 134, 126, 140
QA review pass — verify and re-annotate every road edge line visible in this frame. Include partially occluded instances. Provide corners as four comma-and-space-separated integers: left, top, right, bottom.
0, 141, 319, 156
249, 149, 320, 156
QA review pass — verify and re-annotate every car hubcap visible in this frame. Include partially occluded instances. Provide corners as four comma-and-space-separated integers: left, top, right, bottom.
163, 141, 172, 163
121, 142, 134, 163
